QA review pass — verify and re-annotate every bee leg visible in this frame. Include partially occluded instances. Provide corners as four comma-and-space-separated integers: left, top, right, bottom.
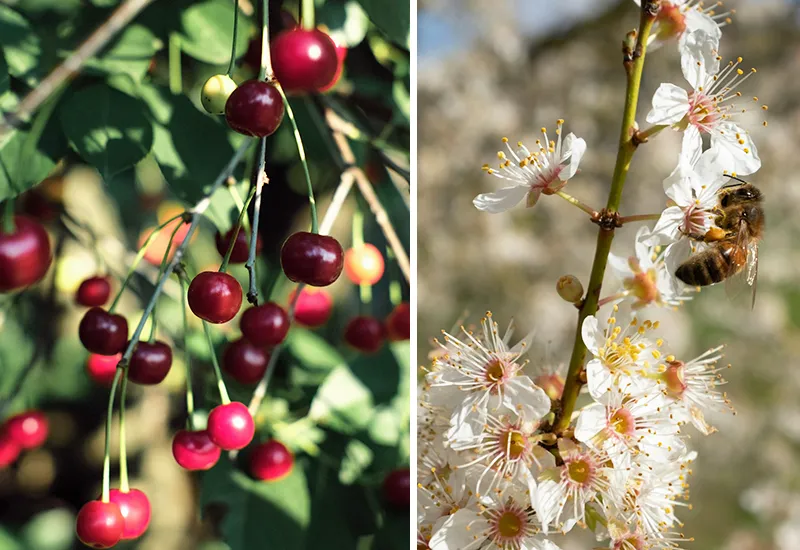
703, 227, 728, 243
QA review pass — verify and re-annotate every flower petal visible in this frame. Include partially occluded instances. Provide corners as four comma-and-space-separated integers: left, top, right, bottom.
680, 125, 703, 167
646, 84, 690, 125
428, 509, 489, 550
680, 29, 720, 89
558, 133, 586, 181
581, 316, 601, 354
473, 185, 529, 213
711, 123, 761, 176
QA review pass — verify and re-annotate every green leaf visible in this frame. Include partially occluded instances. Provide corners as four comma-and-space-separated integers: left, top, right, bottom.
179, 0, 253, 65
84, 24, 162, 83
309, 364, 374, 434
0, 48, 9, 97
355, 0, 409, 48
372, 509, 409, 550
201, 459, 310, 550
317, 0, 369, 48
339, 439, 373, 485
59, 84, 153, 180
287, 328, 345, 373
0, 5, 41, 84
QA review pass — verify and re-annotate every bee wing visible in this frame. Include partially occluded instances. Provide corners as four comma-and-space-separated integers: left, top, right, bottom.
724, 220, 758, 307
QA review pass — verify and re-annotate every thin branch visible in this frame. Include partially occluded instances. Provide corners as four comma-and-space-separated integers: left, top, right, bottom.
318, 170, 355, 236
245, 138, 267, 305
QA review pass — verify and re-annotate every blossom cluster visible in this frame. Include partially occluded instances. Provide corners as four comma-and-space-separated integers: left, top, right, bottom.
419, 1, 762, 548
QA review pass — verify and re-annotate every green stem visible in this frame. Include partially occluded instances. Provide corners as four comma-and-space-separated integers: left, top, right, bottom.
301, 0, 314, 30
227, 185, 252, 233
118, 370, 129, 493
202, 321, 230, 405
245, 138, 267, 305
150, 220, 185, 341
226, 0, 240, 76
553, 4, 656, 435
633, 123, 668, 145
108, 213, 184, 313
169, 33, 182, 95
278, 86, 318, 232
102, 367, 123, 503
352, 206, 372, 308
180, 275, 195, 430
618, 213, 661, 224
2, 201, 15, 234
555, 191, 598, 217
221, 185, 257, 273
386, 248, 402, 306
259, 0, 273, 81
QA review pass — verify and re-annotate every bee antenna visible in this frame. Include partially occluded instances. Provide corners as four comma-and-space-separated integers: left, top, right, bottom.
723, 174, 750, 187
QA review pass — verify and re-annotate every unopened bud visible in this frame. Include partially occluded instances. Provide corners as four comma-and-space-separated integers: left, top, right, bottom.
556, 275, 584, 304
535, 373, 565, 401
623, 29, 637, 60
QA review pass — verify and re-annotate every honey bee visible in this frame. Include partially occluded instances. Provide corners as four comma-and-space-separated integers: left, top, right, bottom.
674, 177, 764, 307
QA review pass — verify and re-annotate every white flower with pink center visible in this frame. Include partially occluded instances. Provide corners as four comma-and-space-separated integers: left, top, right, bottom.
646, 29, 764, 176
425, 314, 551, 447
428, 485, 561, 550
634, 0, 729, 53
475, 120, 586, 213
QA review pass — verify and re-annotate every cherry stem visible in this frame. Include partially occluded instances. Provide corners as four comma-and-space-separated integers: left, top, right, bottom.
259, 0, 273, 81
202, 321, 231, 405
2, 201, 15, 235
168, 33, 182, 95
597, 293, 628, 308
116, 141, 251, 370
118, 370, 130, 493
102, 367, 123, 503
227, 184, 252, 234
179, 273, 195, 430
618, 213, 661, 224
108, 213, 184, 313
301, 0, 314, 30
245, 138, 267, 305
555, 191, 598, 217
220, 184, 256, 273
226, 0, 240, 77
278, 86, 318, 233
150, 220, 184, 341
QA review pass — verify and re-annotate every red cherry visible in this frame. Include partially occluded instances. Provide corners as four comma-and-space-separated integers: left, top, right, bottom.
280, 232, 343, 287
289, 287, 333, 328
382, 468, 410, 509
250, 439, 294, 481
215, 228, 262, 264
224, 80, 285, 137
222, 339, 269, 385
187, 271, 242, 324
0, 432, 20, 468
319, 42, 347, 93
386, 303, 410, 341
75, 500, 125, 549
172, 430, 221, 471
4, 410, 48, 449
86, 353, 121, 386
207, 402, 255, 451
76, 276, 112, 307
271, 28, 339, 93
0, 215, 52, 292
79, 308, 129, 356
128, 341, 173, 385
108, 488, 151, 540
344, 244, 385, 285
344, 316, 386, 354
240, 302, 290, 346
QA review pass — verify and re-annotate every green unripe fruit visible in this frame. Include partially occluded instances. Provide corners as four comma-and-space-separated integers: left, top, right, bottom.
201, 74, 237, 115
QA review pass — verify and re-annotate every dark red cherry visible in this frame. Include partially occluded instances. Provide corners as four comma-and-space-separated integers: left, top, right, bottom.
386, 302, 411, 341
79, 307, 129, 356
108, 488, 151, 540
128, 341, 173, 385
240, 302, 290, 346
224, 79, 285, 137
289, 287, 333, 327
215, 228, 262, 264
4, 410, 48, 449
0, 215, 52, 292
19, 189, 59, 221
271, 28, 339, 93
86, 353, 121, 386
75, 500, 125, 549
319, 42, 347, 93
344, 316, 386, 354
222, 339, 269, 385
0, 431, 20, 468
76, 276, 112, 307
172, 430, 221, 471
207, 402, 255, 451
187, 271, 242, 324
250, 439, 294, 481
382, 468, 410, 510
280, 232, 343, 287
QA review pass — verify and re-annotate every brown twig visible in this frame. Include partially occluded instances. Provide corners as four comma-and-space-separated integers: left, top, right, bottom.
324, 108, 410, 283
318, 170, 356, 236
0, 0, 158, 140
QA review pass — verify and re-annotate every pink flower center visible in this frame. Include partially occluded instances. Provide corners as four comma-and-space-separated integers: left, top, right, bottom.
535, 164, 564, 195
609, 407, 636, 438
687, 91, 721, 133
564, 456, 596, 487
680, 201, 708, 236
614, 533, 646, 550
487, 502, 532, 545
663, 360, 688, 396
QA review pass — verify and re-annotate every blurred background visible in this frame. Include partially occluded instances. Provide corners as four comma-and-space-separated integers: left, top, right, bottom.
418, 1, 800, 549
0, 0, 410, 548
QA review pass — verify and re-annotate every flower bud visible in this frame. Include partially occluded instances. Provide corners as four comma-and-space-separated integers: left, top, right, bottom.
201, 74, 237, 115
556, 275, 583, 304
535, 373, 565, 401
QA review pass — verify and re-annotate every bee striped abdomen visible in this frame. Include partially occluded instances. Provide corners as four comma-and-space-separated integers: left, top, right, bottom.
675, 249, 729, 286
